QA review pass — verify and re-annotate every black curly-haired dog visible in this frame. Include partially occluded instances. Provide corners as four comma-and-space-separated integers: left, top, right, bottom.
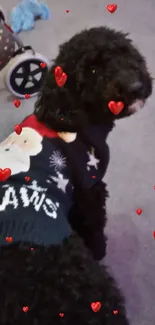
0, 27, 152, 325
35, 26, 152, 260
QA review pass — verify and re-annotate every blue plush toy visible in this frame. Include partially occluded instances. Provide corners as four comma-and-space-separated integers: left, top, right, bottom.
10, 0, 50, 33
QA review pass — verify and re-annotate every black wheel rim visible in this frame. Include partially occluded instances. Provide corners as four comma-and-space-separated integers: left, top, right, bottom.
9, 59, 48, 96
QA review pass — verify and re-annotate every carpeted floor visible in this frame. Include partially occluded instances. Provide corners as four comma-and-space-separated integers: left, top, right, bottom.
0, 1, 155, 324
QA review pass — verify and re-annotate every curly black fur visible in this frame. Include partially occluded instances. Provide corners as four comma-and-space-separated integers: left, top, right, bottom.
0, 235, 129, 325
0, 26, 152, 325
34, 26, 152, 259
68, 181, 108, 260
35, 26, 152, 132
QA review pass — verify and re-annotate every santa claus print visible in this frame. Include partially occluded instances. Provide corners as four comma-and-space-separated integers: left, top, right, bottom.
0, 127, 43, 175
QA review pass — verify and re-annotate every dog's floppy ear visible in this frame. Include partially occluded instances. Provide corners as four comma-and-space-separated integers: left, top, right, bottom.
34, 65, 89, 132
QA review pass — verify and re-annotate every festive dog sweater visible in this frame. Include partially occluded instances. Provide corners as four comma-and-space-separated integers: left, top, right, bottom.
0, 114, 112, 246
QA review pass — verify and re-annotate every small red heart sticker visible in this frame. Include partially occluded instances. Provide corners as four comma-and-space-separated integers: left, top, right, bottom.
136, 208, 143, 215
154, 186, 155, 190
108, 101, 124, 115
54, 66, 68, 87
14, 99, 21, 108
25, 176, 31, 182
6, 236, 13, 243
55, 66, 63, 79
14, 124, 22, 135
153, 231, 155, 239
0, 168, 11, 182
40, 62, 46, 68
25, 94, 30, 99
91, 302, 102, 312
59, 313, 64, 317
66, 10, 70, 13
107, 4, 118, 13
113, 310, 118, 315
22, 306, 29, 312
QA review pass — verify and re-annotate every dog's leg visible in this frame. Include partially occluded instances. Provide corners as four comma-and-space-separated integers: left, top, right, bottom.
68, 181, 108, 260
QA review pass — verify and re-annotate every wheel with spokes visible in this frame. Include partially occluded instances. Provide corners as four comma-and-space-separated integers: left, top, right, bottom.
5, 52, 49, 98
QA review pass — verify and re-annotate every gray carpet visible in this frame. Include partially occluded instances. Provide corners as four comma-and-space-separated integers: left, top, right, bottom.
0, 1, 155, 324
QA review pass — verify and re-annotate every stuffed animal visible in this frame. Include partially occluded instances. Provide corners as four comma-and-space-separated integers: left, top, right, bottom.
10, 0, 50, 33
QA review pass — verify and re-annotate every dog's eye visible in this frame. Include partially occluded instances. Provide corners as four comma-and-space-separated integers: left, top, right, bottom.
24, 140, 27, 143
5, 148, 10, 152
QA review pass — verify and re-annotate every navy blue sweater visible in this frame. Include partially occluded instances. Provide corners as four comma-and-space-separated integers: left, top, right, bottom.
0, 115, 112, 246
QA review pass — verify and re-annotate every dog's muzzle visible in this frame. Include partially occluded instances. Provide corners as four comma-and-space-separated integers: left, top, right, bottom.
128, 99, 144, 113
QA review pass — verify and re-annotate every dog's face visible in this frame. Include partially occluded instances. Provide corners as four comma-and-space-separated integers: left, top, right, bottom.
35, 27, 152, 131
86, 27, 152, 119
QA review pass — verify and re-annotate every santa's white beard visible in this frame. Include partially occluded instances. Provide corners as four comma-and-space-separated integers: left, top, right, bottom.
0, 146, 30, 176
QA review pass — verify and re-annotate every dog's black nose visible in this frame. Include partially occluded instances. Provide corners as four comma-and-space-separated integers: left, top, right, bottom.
129, 81, 143, 92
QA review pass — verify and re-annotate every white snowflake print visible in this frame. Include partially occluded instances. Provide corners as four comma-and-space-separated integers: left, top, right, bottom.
49, 150, 66, 171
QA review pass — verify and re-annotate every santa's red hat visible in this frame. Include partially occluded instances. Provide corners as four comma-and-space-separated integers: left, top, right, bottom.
20, 115, 58, 138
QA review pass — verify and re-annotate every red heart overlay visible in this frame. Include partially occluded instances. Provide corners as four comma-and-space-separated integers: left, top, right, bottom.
91, 302, 101, 312
40, 62, 46, 68
113, 310, 118, 315
14, 99, 21, 108
22, 306, 29, 312
107, 4, 118, 13
25, 176, 31, 182
25, 94, 30, 99
6, 236, 13, 243
136, 208, 142, 215
108, 101, 124, 115
14, 124, 22, 135
0, 168, 11, 182
54, 66, 68, 87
